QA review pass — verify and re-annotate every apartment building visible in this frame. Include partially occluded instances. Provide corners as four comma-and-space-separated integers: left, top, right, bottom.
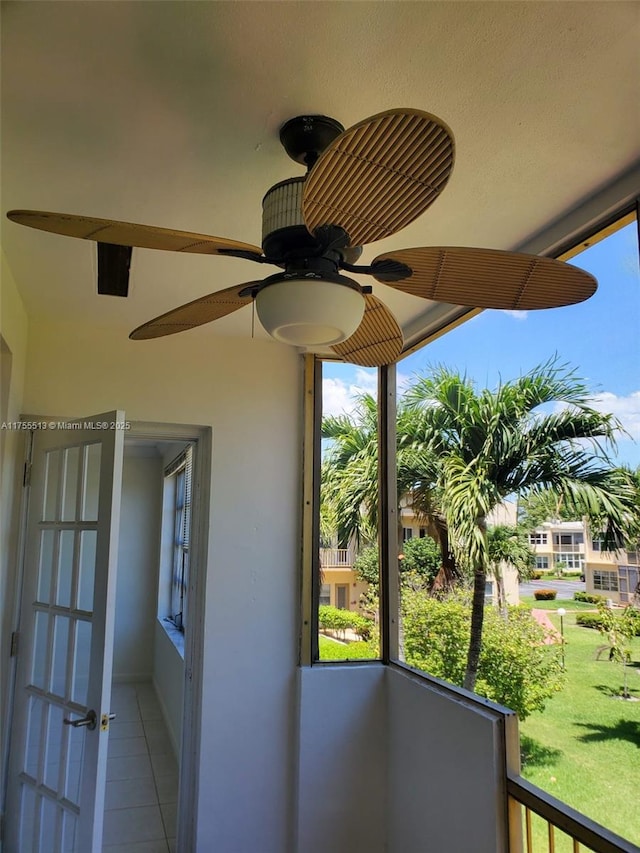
528, 520, 640, 605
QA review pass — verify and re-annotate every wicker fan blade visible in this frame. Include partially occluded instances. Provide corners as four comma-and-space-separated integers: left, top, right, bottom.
130, 282, 260, 340
331, 294, 403, 367
302, 109, 454, 248
371, 247, 597, 310
7, 210, 263, 257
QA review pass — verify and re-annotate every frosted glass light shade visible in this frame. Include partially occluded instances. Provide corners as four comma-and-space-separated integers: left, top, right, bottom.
256, 277, 365, 346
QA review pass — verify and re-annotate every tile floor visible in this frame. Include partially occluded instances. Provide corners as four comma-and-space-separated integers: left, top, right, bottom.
102, 682, 179, 853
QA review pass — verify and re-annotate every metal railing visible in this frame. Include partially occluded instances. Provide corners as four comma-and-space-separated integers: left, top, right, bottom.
508, 776, 637, 853
319, 548, 354, 568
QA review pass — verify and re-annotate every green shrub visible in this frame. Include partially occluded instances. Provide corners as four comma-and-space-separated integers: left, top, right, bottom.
318, 605, 374, 640
401, 590, 564, 719
534, 589, 557, 601
576, 613, 604, 630
574, 591, 606, 604
576, 609, 640, 636
531, 571, 543, 580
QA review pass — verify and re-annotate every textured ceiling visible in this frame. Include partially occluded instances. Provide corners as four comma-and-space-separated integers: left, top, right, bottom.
1, 1, 639, 348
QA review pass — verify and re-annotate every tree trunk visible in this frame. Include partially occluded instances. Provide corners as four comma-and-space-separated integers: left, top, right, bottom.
430, 515, 459, 589
464, 567, 487, 691
494, 562, 508, 620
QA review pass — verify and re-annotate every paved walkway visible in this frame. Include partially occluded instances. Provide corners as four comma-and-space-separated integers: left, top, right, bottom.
531, 608, 561, 643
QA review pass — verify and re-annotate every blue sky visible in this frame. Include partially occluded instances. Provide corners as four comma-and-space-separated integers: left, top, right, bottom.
323, 222, 640, 468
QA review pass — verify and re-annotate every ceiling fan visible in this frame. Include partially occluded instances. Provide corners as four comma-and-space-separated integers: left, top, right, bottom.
7, 108, 596, 367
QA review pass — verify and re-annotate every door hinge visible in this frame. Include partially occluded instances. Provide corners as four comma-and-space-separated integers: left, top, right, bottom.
23, 461, 32, 487
10, 631, 19, 657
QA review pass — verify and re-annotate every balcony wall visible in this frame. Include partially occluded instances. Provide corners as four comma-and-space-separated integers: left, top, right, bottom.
297, 663, 513, 853
387, 667, 511, 853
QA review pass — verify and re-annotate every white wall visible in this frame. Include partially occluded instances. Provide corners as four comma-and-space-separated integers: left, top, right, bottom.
297, 665, 387, 853
113, 450, 163, 681
0, 250, 29, 810
387, 667, 510, 853
21, 317, 303, 853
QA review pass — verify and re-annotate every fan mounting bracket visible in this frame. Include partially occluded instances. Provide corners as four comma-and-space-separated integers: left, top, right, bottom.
279, 115, 344, 169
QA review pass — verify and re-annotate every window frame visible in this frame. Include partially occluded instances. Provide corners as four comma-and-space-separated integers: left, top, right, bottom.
161, 445, 194, 634
593, 570, 619, 592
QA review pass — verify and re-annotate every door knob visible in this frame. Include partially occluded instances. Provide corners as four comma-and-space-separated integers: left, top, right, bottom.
64, 709, 97, 730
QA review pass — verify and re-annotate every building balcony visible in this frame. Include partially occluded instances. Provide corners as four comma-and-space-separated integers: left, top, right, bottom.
320, 547, 354, 569
551, 543, 585, 553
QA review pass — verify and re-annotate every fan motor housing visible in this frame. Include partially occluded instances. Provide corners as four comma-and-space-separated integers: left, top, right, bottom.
262, 176, 362, 264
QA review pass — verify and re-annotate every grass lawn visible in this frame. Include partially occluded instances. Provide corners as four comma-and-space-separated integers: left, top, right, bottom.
519, 612, 640, 847
519, 597, 596, 611
318, 634, 377, 661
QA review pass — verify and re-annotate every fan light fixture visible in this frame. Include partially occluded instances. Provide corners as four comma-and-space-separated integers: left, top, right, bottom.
255, 272, 365, 346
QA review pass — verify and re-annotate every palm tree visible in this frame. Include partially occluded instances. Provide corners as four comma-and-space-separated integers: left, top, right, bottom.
322, 394, 459, 584
405, 358, 636, 691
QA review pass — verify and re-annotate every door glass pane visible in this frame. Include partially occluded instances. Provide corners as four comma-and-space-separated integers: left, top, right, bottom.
31, 610, 50, 689
56, 531, 75, 609
71, 619, 91, 706
37, 529, 56, 604
43, 449, 61, 521
82, 443, 101, 521
64, 725, 85, 806
39, 796, 59, 852
62, 810, 78, 853
51, 616, 70, 698
25, 695, 45, 780
44, 704, 64, 791
19, 785, 37, 851
77, 530, 96, 612
61, 446, 80, 522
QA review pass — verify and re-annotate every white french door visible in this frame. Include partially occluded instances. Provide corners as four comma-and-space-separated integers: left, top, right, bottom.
6, 413, 125, 852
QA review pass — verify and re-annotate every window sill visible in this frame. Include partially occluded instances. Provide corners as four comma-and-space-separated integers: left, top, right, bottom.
158, 617, 185, 660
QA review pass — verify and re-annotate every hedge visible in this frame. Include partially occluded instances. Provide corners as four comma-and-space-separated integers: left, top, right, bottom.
574, 591, 606, 604
576, 610, 640, 635
534, 589, 557, 601
318, 605, 374, 640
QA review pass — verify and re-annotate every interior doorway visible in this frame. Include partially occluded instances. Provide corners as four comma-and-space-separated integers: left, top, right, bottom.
103, 435, 193, 850
4, 418, 210, 852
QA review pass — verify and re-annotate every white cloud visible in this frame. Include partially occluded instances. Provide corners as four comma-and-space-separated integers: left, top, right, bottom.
588, 391, 640, 440
322, 368, 377, 417
503, 310, 529, 321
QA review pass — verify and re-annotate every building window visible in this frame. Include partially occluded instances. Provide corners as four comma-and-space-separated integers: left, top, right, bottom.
529, 532, 548, 545
319, 583, 331, 606
419, 527, 427, 538
535, 556, 549, 570
165, 446, 193, 632
555, 553, 583, 570
402, 527, 413, 541
554, 533, 583, 546
593, 570, 619, 592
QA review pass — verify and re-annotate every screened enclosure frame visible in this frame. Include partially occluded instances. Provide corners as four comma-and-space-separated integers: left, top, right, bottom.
300, 194, 639, 669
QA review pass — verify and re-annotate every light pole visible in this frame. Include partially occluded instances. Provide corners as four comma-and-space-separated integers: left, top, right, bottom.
557, 607, 566, 670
